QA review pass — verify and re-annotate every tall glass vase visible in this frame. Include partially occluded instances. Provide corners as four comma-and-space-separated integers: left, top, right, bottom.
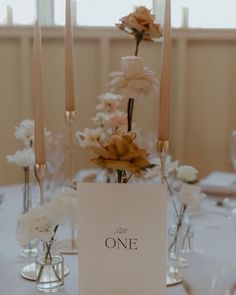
17, 167, 38, 258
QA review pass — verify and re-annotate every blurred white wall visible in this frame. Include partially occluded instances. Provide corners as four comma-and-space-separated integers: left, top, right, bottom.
0, 26, 236, 185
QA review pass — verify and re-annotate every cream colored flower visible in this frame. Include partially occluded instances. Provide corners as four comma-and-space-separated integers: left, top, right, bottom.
49, 187, 78, 226
91, 132, 151, 176
14, 119, 51, 147
96, 92, 123, 113
96, 100, 120, 113
175, 184, 205, 209
6, 148, 35, 168
176, 165, 199, 183
14, 119, 34, 147
91, 113, 110, 127
104, 111, 127, 128
76, 128, 105, 148
108, 56, 159, 99
117, 6, 162, 40
17, 206, 57, 245
145, 156, 178, 178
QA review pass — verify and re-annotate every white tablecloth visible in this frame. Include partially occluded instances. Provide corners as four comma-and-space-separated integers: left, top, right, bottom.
3, 184, 227, 295
0, 185, 79, 295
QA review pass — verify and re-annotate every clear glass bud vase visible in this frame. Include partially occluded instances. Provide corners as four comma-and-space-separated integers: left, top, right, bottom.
168, 216, 190, 268
18, 167, 39, 258
36, 242, 64, 293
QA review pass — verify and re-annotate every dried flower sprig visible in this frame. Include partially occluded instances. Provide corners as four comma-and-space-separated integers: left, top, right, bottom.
117, 6, 162, 55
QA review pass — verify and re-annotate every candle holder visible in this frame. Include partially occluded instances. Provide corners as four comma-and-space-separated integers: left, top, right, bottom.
157, 139, 182, 287
34, 163, 47, 205
55, 110, 78, 254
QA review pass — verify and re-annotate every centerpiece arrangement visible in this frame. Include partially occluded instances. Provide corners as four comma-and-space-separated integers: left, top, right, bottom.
77, 6, 162, 183
5, 0, 207, 293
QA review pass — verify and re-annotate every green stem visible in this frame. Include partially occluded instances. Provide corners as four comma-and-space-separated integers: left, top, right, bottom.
37, 225, 60, 283
134, 31, 143, 56
23, 167, 30, 214
117, 170, 122, 183
168, 205, 186, 254
127, 98, 134, 132
164, 176, 178, 217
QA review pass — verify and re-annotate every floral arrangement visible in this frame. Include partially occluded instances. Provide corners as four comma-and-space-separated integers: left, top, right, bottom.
17, 187, 78, 244
77, 6, 162, 183
6, 119, 50, 213
17, 187, 78, 282
168, 165, 205, 257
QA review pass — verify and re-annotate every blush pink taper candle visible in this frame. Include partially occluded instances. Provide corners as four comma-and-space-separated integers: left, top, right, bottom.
158, 0, 172, 141
33, 20, 45, 164
65, 0, 75, 112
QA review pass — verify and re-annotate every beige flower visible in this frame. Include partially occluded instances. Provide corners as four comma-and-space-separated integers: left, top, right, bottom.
104, 111, 127, 128
76, 128, 105, 148
175, 184, 205, 209
96, 93, 123, 113
91, 132, 151, 175
108, 56, 159, 99
176, 165, 199, 183
117, 6, 162, 40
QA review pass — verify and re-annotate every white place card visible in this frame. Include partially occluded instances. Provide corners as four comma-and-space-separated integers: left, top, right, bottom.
76, 183, 167, 295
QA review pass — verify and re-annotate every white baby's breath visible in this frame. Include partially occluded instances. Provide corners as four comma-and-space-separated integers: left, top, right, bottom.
6, 148, 35, 168
176, 165, 198, 182
76, 128, 105, 148
14, 119, 51, 147
108, 56, 159, 99
175, 183, 205, 209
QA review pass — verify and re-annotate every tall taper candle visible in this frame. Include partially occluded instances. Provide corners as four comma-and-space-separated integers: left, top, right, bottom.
33, 20, 45, 164
65, 0, 75, 112
158, 0, 172, 141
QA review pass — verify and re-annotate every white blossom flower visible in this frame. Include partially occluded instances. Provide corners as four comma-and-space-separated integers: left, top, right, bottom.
175, 183, 205, 209
145, 156, 178, 178
49, 187, 78, 226
96, 93, 123, 113
6, 148, 35, 168
14, 119, 51, 147
98, 92, 123, 101
17, 206, 57, 245
108, 56, 159, 99
14, 119, 34, 146
76, 128, 105, 148
176, 165, 198, 183
91, 112, 110, 127
104, 111, 127, 128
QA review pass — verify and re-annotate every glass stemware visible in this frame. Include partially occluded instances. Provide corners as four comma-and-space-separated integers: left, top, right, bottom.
182, 210, 236, 295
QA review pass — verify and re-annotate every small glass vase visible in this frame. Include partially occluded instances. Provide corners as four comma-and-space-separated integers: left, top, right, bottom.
168, 217, 190, 268
36, 242, 64, 293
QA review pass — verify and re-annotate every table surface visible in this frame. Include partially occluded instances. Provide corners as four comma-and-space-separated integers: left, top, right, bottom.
1, 184, 235, 295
